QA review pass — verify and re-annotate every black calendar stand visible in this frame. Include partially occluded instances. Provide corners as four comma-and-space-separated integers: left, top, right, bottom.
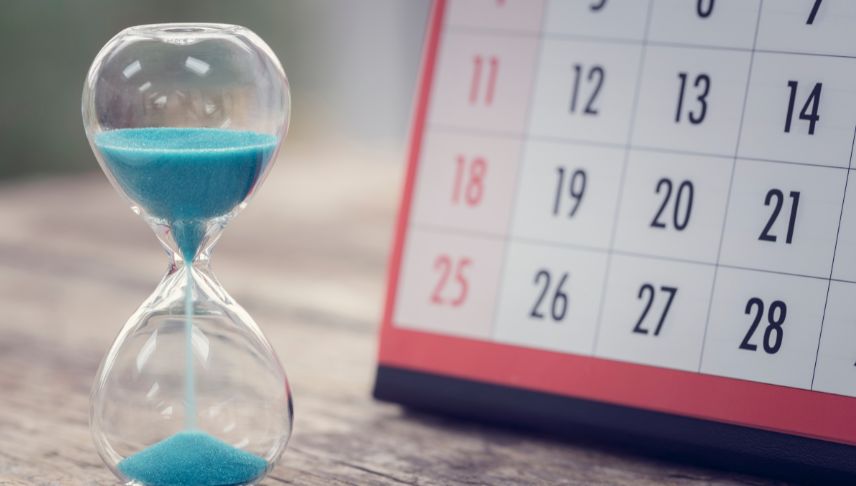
375, 366, 856, 482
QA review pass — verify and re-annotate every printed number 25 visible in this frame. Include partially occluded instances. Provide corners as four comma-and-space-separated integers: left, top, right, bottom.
431, 255, 470, 307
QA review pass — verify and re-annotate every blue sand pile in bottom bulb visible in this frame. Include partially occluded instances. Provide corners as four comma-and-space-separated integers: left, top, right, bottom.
118, 430, 268, 486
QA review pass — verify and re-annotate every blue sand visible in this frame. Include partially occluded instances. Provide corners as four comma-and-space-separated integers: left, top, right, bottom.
118, 430, 268, 486
95, 128, 276, 260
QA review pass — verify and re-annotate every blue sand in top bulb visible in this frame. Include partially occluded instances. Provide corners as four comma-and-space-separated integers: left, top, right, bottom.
118, 430, 268, 486
95, 127, 277, 260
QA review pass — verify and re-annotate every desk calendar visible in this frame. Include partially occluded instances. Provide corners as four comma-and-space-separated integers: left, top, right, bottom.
374, 0, 856, 476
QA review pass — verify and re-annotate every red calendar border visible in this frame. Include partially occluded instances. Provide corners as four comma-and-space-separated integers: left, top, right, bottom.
377, 0, 856, 447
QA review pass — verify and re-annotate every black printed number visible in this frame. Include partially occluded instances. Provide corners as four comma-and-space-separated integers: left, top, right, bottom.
697, 0, 715, 18
553, 167, 586, 218
807, 0, 823, 24
651, 178, 694, 231
633, 284, 677, 337
530, 270, 569, 322
784, 81, 822, 135
759, 189, 800, 244
740, 297, 786, 354
570, 64, 604, 116
590, 0, 607, 11
676, 72, 710, 124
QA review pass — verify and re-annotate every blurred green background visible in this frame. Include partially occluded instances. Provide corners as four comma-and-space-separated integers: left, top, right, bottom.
0, 0, 429, 180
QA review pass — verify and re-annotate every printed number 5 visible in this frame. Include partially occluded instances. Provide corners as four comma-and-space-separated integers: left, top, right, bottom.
431, 255, 470, 307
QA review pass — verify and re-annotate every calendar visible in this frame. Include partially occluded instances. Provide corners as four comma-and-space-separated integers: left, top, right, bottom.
374, 0, 856, 477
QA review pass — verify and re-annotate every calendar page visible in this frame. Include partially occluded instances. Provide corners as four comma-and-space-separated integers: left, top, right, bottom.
375, 0, 856, 472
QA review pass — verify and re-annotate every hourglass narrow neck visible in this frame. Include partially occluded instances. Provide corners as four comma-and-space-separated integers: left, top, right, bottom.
153, 216, 226, 268
168, 252, 212, 272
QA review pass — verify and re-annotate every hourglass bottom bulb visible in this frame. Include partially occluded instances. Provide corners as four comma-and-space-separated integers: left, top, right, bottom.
117, 430, 267, 486
90, 263, 292, 486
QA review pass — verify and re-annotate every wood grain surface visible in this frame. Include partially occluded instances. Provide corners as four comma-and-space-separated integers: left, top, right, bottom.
0, 150, 782, 485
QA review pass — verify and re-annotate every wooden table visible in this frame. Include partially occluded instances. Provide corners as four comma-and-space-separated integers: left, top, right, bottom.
0, 149, 779, 485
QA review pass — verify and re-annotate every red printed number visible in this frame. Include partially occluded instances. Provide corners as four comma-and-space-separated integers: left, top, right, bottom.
452, 155, 487, 206
430, 255, 471, 307
469, 55, 499, 106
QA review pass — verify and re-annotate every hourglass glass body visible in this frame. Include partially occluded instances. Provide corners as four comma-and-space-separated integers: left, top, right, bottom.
82, 24, 292, 486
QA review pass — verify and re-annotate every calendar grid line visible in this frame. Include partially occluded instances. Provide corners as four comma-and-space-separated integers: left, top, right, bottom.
591, 0, 655, 354
386, 0, 856, 456
427, 123, 853, 171
810, 124, 856, 390
694, 1, 762, 373
444, 26, 856, 62
411, 220, 839, 283
483, 1, 550, 342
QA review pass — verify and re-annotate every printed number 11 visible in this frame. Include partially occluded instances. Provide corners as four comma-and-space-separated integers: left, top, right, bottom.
470, 55, 498, 106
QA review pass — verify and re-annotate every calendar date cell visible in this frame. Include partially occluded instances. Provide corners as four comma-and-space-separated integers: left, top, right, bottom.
596, 255, 715, 371
428, 32, 540, 133
411, 131, 522, 236
647, 0, 760, 49
394, 229, 505, 339
830, 176, 856, 282
613, 150, 731, 263
701, 267, 827, 389
718, 159, 845, 278
510, 140, 624, 249
739, 52, 856, 168
812, 280, 856, 397
631, 46, 751, 156
493, 242, 607, 355
528, 39, 643, 144
756, 0, 856, 58
543, 0, 649, 41
445, 0, 545, 33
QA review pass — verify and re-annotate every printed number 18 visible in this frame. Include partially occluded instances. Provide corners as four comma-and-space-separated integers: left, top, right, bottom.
452, 156, 486, 206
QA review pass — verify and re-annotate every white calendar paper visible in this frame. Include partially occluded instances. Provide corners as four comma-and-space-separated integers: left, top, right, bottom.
379, 0, 856, 448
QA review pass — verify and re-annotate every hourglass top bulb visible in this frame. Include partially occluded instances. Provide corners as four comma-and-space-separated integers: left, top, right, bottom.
83, 23, 292, 486
83, 23, 290, 262
95, 127, 277, 259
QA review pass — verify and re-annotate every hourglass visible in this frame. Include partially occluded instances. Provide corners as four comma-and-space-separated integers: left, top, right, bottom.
82, 24, 292, 486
